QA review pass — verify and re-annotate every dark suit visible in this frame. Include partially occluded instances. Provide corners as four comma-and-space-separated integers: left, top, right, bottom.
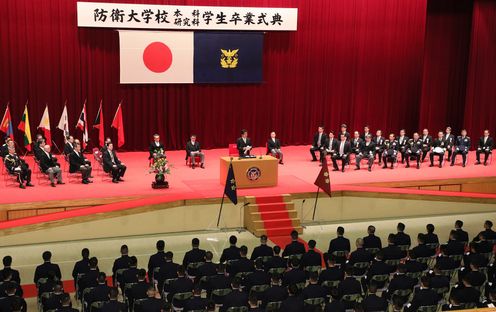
451, 136, 471, 166
220, 289, 248, 312
404, 288, 439, 312
103, 149, 126, 180
38, 151, 59, 173
348, 248, 373, 276
477, 136, 493, 164
263, 285, 287, 307
184, 295, 208, 311
0, 268, 20, 285
280, 295, 304, 312
69, 151, 92, 180
421, 135, 433, 161
0, 295, 27, 312
430, 138, 447, 166
231, 258, 255, 276
328, 236, 350, 265
186, 141, 204, 165
112, 255, 131, 285
139, 297, 166, 312
382, 139, 399, 168
282, 241, 306, 258
101, 299, 127, 312
455, 228, 469, 243
338, 277, 362, 308
147, 251, 166, 278
332, 141, 351, 171
250, 244, 273, 261
168, 276, 193, 307
34, 262, 62, 284
374, 136, 385, 163
351, 138, 364, 155
324, 137, 339, 160
301, 250, 322, 268
87, 284, 110, 305
310, 132, 327, 161
149, 142, 165, 159
397, 136, 409, 163
444, 134, 455, 161
406, 139, 423, 167
356, 141, 376, 170
362, 293, 388, 312
363, 234, 382, 250
183, 248, 206, 276
282, 268, 306, 286
237, 137, 252, 157
267, 138, 283, 162
64, 142, 75, 155
155, 262, 179, 293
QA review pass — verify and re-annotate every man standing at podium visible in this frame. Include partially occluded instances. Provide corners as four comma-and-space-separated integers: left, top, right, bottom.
267, 131, 283, 165
237, 129, 253, 157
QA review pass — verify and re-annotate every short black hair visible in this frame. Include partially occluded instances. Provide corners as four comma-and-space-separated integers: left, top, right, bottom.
109, 287, 119, 299
177, 265, 186, 275
192, 238, 200, 247
42, 251, 52, 261
205, 251, 213, 261
240, 245, 248, 256
120, 245, 128, 254
455, 220, 463, 228
89, 257, 98, 268
97, 272, 106, 283
308, 240, 316, 249
137, 269, 146, 279
156, 240, 165, 251
485, 220, 493, 228
165, 251, 173, 260
241, 129, 247, 135
426, 224, 435, 233
81, 248, 90, 259
129, 256, 138, 266
290, 230, 298, 240
397, 223, 405, 231
273, 245, 281, 255
288, 284, 298, 295
229, 235, 237, 245
337, 226, 345, 235
2, 256, 12, 267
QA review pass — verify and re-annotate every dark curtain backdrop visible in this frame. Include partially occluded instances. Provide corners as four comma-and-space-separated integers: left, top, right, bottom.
0, 0, 493, 151
464, 0, 496, 141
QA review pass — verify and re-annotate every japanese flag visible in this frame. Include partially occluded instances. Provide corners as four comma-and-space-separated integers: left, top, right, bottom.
119, 30, 194, 84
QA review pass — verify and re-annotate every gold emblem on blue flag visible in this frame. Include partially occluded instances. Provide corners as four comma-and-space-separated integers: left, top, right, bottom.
220, 49, 239, 68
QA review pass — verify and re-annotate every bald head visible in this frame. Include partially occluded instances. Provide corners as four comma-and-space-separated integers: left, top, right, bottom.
356, 238, 364, 248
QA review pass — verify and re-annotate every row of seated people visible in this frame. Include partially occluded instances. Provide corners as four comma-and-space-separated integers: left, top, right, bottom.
309, 125, 493, 172
0, 220, 494, 311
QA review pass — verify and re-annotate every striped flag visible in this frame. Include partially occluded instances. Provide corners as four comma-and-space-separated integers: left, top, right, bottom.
57, 101, 70, 137
17, 104, 32, 151
76, 101, 88, 149
111, 103, 125, 148
0, 103, 14, 140
38, 105, 52, 145
93, 100, 104, 147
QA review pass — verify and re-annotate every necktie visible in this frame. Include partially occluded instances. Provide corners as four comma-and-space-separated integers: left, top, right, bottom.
340, 142, 344, 155
317, 134, 321, 146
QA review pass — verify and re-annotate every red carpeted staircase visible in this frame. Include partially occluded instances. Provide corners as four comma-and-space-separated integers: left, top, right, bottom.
244, 194, 303, 237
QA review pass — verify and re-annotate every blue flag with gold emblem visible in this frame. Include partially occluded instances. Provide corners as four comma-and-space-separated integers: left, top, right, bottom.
224, 162, 238, 204
194, 32, 264, 83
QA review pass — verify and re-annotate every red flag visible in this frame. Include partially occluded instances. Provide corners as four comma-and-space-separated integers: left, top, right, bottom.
93, 100, 104, 147
76, 101, 88, 149
37, 105, 52, 146
0, 103, 14, 140
111, 103, 125, 148
314, 157, 332, 197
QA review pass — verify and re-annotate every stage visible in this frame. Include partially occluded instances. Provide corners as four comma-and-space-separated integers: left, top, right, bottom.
1, 145, 496, 222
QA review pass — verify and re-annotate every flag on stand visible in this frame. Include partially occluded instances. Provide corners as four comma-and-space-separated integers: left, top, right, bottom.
57, 102, 70, 137
37, 105, 52, 145
0, 104, 14, 140
111, 103, 125, 148
93, 100, 104, 147
17, 105, 32, 151
223, 162, 238, 204
76, 101, 88, 149
314, 157, 332, 197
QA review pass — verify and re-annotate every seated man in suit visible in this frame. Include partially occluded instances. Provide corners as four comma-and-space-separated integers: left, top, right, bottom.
339, 124, 351, 141
444, 127, 455, 162
149, 134, 165, 160
69, 144, 92, 184
332, 134, 351, 172
310, 126, 326, 162
101, 137, 112, 153
33, 138, 46, 161
451, 129, 471, 167
103, 143, 126, 183
374, 130, 385, 165
421, 128, 433, 162
406, 132, 423, 169
63, 136, 75, 156
361, 125, 372, 141
350, 131, 363, 157
430, 131, 447, 168
397, 129, 409, 163
34, 251, 62, 284
4, 147, 33, 189
39, 145, 64, 187
323, 131, 338, 164
267, 131, 283, 165
476, 129, 493, 166
237, 129, 253, 157
186, 134, 205, 169
382, 133, 399, 169
355, 134, 375, 172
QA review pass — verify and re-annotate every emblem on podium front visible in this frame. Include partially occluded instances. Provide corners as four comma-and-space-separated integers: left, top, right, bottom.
246, 167, 261, 181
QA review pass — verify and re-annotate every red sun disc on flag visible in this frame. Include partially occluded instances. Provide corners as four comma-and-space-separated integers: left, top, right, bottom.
142, 42, 173, 73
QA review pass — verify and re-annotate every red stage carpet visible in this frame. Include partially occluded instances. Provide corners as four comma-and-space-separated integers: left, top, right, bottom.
1, 146, 495, 205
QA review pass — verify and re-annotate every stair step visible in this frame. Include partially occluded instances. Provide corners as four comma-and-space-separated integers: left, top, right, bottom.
253, 226, 303, 237
253, 218, 300, 229
254, 195, 290, 204
252, 203, 288, 211
252, 210, 297, 219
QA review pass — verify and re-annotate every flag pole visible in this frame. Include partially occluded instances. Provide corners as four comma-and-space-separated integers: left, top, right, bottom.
312, 187, 320, 221
217, 194, 225, 228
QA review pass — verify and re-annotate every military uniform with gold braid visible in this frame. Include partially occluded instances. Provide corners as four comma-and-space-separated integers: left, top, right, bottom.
405, 139, 422, 169
4, 149, 32, 188
382, 139, 399, 169
450, 135, 471, 167
430, 138, 446, 167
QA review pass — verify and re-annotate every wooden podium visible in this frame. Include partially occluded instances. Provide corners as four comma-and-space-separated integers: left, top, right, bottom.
220, 156, 278, 188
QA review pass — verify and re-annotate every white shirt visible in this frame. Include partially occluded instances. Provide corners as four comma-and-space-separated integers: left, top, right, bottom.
317, 133, 322, 146
339, 142, 345, 155
154, 141, 160, 147
484, 136, 488, 144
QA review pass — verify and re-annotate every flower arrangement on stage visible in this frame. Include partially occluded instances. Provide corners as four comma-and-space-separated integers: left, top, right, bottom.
149, 157, 171, 189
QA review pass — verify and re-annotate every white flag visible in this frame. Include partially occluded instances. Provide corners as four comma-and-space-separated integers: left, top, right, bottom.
119, 30, 194, 84
57, 104, 69, 137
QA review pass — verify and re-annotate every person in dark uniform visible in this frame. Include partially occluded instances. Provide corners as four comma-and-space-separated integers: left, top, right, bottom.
167, 266, 193, 307
282, 231, 306, 258
267, 131, 284, 164
394, 223, 411, 250
323, 131, 338, 165
72, 248, 90, 290
363, 225, 382, 251
220, 235, 241, 264
101, 287, 127, 312
373, 130, 385, 165
231, 246, 255, 277
112, 245, 131, 286
363, 251, 394, 290
351, 131, 364, 157
0, 256, 21, 285
450, 275, 481, 306
382, 133, 399, 169
301, 240, 322, 268
411, 234, 435, 259
0, 283, 26, 312
324, 288, 346, 312
33, 139, 46, 161
0, 272, 23, 298
86, 272, 110, 307
34, 251, 62, 284
78, 257, 99, 299
244, 258, 270, 294
147, 240, 166, 279
207, 264, 231, 300
451, 129, 471, 167
337, 266, 362, 308
184, 286, 208, 311
250, 235, 273, 261
121, 256, 139, 286
282, 258, 306, 287
56, 293, 78, 312
355, 134, 375, 172
476, 129, 493, 166
405, 132, 423, 169
237, 129, 253, 157
382, 234, 404, 263
183, 238, 206, 277
140, 286, 166, 312
397, 129, 409, 163
319, 255, 344, 285
332, 134, 351, 172
102, 143, 126, 183
196, 251, 217, 283
362, 282, 388, 312
348, 238, 373, 276
328, 227, 351, 265
454, 220, 469, 244
444, 127, 456, 162
69, 143, 92, 184
247, 293, 262, 312
473, 220, 496, 242
361, 125, 372, 141
280, 284, 304, 312
220, 277, 248, 312
302, 272, 327, 302
149, 134, 165, 160
263, 274, 287, 308
128, 270, 148, 308
4, 147, 33, 189
430, 131, 447, 168
265, 246, 286, 273
63, 136, 75, 156
424, 224, 439, 246
186, 135, 205, 169
384, 264, 416, 302
404, 276, 439, 312
339, 124, 351, 141
310, 126, 327, 162
421, 128, 433, 162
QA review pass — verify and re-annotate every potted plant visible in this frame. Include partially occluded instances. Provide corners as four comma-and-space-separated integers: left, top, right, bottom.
149, 157, 170, 189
